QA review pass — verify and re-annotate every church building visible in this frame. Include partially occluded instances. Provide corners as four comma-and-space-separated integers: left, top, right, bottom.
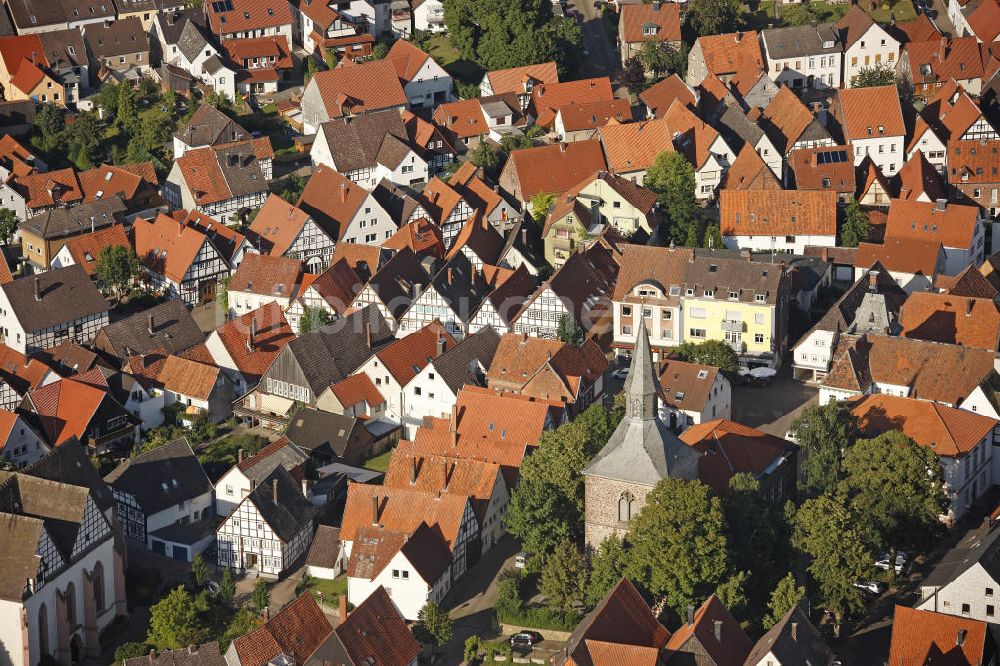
582, 323, 700, 549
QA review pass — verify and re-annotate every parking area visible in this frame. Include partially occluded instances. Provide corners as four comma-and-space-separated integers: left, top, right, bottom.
731, 366, 818, 437
511, 639, 567, 662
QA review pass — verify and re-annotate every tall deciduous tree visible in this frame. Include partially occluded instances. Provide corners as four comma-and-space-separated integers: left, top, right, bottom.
587, 534, 629, 606
415, 601, 453, 650
541, 538, 589, 611
0, 209, 17, 244
765, 572, 806, 629
643, 151, 697, 244
842, 430, 947, 554
147, 587, 206, 650
792, 495, 873, 632
300, 306, 333, 334
791, 400, 857, 498
686, 0, 741, 36
723, 474, 789, 609
673, 340, 739, 373
840, 198, 870, 247
95, 245, 139, 302
851, 62, 896, 88
625, 478, 730, 614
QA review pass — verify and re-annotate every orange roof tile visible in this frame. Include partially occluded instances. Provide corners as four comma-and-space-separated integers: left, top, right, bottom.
837, 86, 906, 140
230, 252, 303, 299
662, 594, 752, 666
900, 291, 1000, 351
335, 587, 420, 665
232, 594, 332, 666
720, 190, 838, 237
432, 98, 489, 139
506, 140, 608, 200
384, 450, 501, 522
9, 58, 47, 95
639, 73, 697, 119
133, 213, 210, 283
296, 165, 371, 240
903, 37, 985, 85
531, 77, 615, 127
213, 301, 295, 378
0, 35, 47, 78
78, 163, 155, 203
724, 143, 781, 190
620, 2, 681, 43
0, 134, 38, 178
340, 482, 470, 547
247, 194, 312, 257
328, 373, 384, 410
760, 86, 816, 153
156, 355, 221, 400
206, 0, 294, 35
663, 99, 723, 169
61, 224, 130, 276
27, 377, 107, 446
383, 217, 444, 258
557, 98, 631, 133
924, 79, 986, 142
948, 139, 1000, 185
372, 320, 455, 385
484, 62, 559, 96
302, 258, 364, 315
694, 31, 764, 79
310, 60, 406, 117
888, 606, 988, 666
598, 118, 673, 173
898, 150, 946, 201
890, 14, 941, 43
967, 0, 1000, 42
851, 393, 997, 457
787, 145, 854, 192
386, 38, 431, 82
884, 199, 980, 249
854, 238, 943, 276
681, 419, 794, 496
222, 36, 292, 69
16, 167, 82, 209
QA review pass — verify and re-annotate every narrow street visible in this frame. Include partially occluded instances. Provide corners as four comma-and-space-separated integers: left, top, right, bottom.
572, 0, 618, 79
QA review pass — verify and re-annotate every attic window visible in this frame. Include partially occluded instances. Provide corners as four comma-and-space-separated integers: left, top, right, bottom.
84, 252, 94, 262
696, 370, 709, 379
708, 264, 718, 272
105, 171, 113, 181
67, 46, 75, 55
821, 178, 831, 188
674, 391, 685, 401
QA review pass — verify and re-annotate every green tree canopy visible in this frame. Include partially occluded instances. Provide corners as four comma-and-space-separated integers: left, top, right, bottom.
191, 553, 208, 588
0, 209, 17, 245
444, 0, 581, 76
556, 313, 583, 346
643, 151, 697, 244
622, 58, 646, 95
626, 478, 730, 614
220, 567, 236, 603
673, 340, 739, 373
300, 306, 333, 334
840, 198, 870, 247
686, 0, 741, 36
791, 400, 857, 498
851, 62, 896, 88
531, 191, 555, 222
765, 573, 806, 629
414, 601, 453, 649
792, 495, 873, 629
587, 534, 630, 606
540, 538, 589, 611
842, 430, 947, 554
252, 579, 270, 612
116, 81, 139, 136
371, 42, 390, 60
95, 245, 139, 301
147, 586, 207, 650
723, 473, 789, 610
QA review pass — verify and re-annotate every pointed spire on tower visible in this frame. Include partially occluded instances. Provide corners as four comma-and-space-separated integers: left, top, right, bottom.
624, 323, 658, 421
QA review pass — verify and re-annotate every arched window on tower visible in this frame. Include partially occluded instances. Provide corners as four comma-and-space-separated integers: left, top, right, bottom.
618, 491, 635, 522
38, 603, 49, 657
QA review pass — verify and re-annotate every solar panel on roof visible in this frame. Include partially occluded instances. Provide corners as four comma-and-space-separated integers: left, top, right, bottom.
210, 0, 233, 12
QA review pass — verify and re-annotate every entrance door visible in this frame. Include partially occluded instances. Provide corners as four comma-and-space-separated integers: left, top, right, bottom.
151, 540, 166, 555
198, 279, 217, 304
245, 553, 258, 571
172, 545, 189, 561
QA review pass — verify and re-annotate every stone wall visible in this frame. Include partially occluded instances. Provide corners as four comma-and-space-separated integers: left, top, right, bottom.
583, 474, 654, 550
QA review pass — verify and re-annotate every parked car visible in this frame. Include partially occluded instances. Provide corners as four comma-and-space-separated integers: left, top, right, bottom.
515, 551, 530, 569
510, 631, 544, 647
854, 580, 887, 595
875, 552, 908, 574
612, 368, 629, 380
205, 580, 221, 595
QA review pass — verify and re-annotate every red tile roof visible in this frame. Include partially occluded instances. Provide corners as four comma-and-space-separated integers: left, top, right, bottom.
639, 73, 698, 119
310, 60, 406, 117
432, 97, 489, 139
133, 213, 210, 283
836, 85, 906, 140
78, 162, 156, 203
903, 37, 985, 85
598, 117, 674, 174
222, 36, 292, 69
948, 139, 1000, 185
851, 393, 998, 457
386, 38, 432, 82
787, 145, 854, 192
61, 225, 130, 276
230, 253, 303, 299
620, 2, 681, 43
854, 238, 944, 276
296, 165, 371, 240
335, 587, 420, 666
898, 150, 946, 201
720, 190, 838, 237
340, 482, 470, 546
505, 140, 608, 200
484, 62, 558, 96
0, 134, 38, 178
383, 217, 444, 258
967, 0, 1000, 42
900, 291, 1000, 351
531, 78, 615, 127
27, 377, 107, 446
694, 31, 764, 79
888, 605, 988, 666
16, 168, 82, 209
212, 301, 295, 378
884, 199, 980, 249
156, 355, 221, 400
247, 194, 312, 257
663, 594, 752, 666
232, 594, 332, 666
327, 373, 384, 410
680, 419, 795, 496
206, 0, 293, 35
371, 320, 455, 385
556, 98, 632, 133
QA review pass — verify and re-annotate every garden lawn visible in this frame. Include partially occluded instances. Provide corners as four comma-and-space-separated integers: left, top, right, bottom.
869, 0, 917, 23
361, 448, 393, 473
425, 34, 484, 84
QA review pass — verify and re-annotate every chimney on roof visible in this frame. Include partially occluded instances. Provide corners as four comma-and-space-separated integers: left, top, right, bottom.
652, 0, 660, 8
436, 334, 446, 357
30, 51, 36, 66
90, 216, 95, 234
559, 144, 567, 153
238, 448, 245, 463
187, 645, 197, 655
272, 478, 278, 503
686, 606, 695, 625
264, 607, 270, 622
714, 619, 722, 643
149, 649, 156, 663
520, 227, 527, 246
868, 270, 879, 292
365, 321, 372, 348
410, 457, 417, 484
450, 404, 458, 447
339, 593, 349, 621
791, 622, 798, 641
251, 478, 257, 490
340, 182, 347, 202
958, 629, 967, 647
148, 314, 155, 335
33, 278, 40, 301
301, 478, 309, 498
935, 198, 948, 211
443, 461, 451, 491
247, 317, 257, 352
412, 282, 422, 299
371, 495, 379, 525
447, 267, 454, 283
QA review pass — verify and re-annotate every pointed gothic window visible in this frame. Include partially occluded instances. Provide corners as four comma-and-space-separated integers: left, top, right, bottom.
618, 491, 635, 522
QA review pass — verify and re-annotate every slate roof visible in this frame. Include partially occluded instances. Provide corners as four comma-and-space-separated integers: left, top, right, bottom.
761, 23, 841, 59
96, 298, 205, 359
371, 179, 428, 227
176, 19, 212, 67
284, 408, 366, 459
237, 436, 309, 484
105, 438, 211, 514
18, 196, 125, 241
283, 303, 393, 394
174, 104, 251, 148
430, 327, 500, 393
744, 606, 834, 666
583, 324, 699, 486
304, 524, 341, 569
124, 643, 225, 666
16, 438, 113, 514
2, 265, 108, 333
334, 586, 421, 665
317, 109, 413, 173
245, 465, 316, 542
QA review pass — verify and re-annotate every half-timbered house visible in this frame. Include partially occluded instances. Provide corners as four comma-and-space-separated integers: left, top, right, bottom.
284, 259, 364, 335
0, 266, 110, 355
246, 195, 336, 273
349, 248, 431, 331
133, 213, 230, 306
214, 437, 309, 518
0, 344, 57, 410
104, 437, 215, 561
204, 302, 296, 397
296, 165, 398, 247
418, 177, 473, 249
216, 466, 316, 578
